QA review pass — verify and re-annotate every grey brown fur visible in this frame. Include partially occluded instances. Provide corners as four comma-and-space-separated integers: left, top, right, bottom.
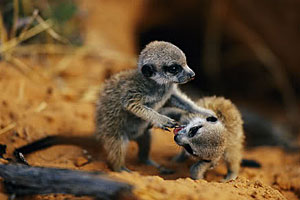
164, 96, 244, 181
95, 41, 215, 172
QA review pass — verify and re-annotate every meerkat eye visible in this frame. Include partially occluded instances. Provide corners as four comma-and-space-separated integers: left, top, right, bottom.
141, 64, 156, 77
206, 116, 218, 122
164, 64, 182, 75
188, 125, 202, 137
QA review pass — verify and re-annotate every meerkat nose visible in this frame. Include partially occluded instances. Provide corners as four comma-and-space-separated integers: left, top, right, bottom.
189, 71, 195, 80
174, 134, 180, 142
184, 65, 195, 79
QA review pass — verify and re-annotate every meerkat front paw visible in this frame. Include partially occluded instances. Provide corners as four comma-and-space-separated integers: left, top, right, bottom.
155, 116, 178, 131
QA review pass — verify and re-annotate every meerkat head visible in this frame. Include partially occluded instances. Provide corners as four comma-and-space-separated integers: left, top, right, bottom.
138, 41, 195, 85
174, 115, 225, 160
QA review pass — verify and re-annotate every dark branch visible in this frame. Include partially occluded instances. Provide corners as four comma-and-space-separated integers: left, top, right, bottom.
0, 164, 134, 200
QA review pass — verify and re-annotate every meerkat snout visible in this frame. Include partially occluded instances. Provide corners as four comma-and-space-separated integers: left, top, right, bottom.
186, 67, 195, 79
174, 123, 204, 151
174, 116, 225, 159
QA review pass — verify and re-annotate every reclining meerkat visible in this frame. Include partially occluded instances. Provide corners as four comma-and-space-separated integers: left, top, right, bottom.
161, 96, 246, 181
95, 41, 216, 173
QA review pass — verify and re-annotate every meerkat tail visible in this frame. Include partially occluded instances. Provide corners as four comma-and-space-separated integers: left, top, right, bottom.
13, 135, 98, 166
241, 159, 261, 168
14, 135, 98, 156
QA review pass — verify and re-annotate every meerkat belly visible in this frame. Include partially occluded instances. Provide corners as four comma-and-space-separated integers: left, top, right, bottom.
124, 117, 149, 140
145, 87, 173, 110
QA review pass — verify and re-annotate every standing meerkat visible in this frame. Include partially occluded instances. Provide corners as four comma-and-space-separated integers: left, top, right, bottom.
95, 41, 215, 173
162, 96, 245, 181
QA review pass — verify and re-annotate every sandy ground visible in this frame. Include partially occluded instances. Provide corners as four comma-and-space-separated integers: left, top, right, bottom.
0, 57, 300, 200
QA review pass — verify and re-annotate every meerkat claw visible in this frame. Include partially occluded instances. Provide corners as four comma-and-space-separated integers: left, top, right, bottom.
142, 159, 175, 174
120, 166, 131, 172
161, 126, 171, 132
158, 166, 175, 175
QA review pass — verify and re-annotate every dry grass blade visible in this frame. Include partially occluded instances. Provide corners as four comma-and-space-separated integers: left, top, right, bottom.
0, 11, 7, 42
0, 11, 8, 56
7, 57, 49, 82
18, 80, 25, 101
0, 19, 54, 54
6, 56, 32, 74
35, 102, 48, 113
0, 123, 16, 136
11, 44, 77, 56
10, 0, 19, 39
12, 44, 137, 64
18, 9, 39, 38
54, 46, 89, 75
36, 14, 69, 44
81, 85, 101, 103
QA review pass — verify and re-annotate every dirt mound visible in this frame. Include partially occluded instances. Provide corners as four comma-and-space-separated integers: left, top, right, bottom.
112, 172, 285, 200
0, 58, 299, 200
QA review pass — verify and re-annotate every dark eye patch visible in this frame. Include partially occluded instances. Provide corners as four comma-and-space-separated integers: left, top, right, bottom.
183, 144, 194, 155
188, 125, 202, 137
206, 116, 218, 122
141, 64, 156, 77
163, 64, 182, 75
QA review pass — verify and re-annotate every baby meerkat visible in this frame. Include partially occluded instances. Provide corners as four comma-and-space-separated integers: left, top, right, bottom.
95, 41, 215, 173
163, 96, 244, 181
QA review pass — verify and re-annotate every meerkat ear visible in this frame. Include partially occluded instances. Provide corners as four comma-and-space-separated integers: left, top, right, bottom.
141, 64, 156, 77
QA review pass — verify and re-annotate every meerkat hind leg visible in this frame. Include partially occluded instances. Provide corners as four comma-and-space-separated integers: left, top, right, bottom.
223, 148, 241, 182
172, 150, 189, 163
135, 129, 175, 174
223, 161, 239, 182
190, 160, 211, 180
104, 136, 130, 172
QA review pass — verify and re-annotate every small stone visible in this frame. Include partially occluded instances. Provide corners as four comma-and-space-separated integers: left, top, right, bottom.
251, 191, 257, 198
0, 158, 9, 164
254, 180, 263, 188
74, 156, 89, 167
